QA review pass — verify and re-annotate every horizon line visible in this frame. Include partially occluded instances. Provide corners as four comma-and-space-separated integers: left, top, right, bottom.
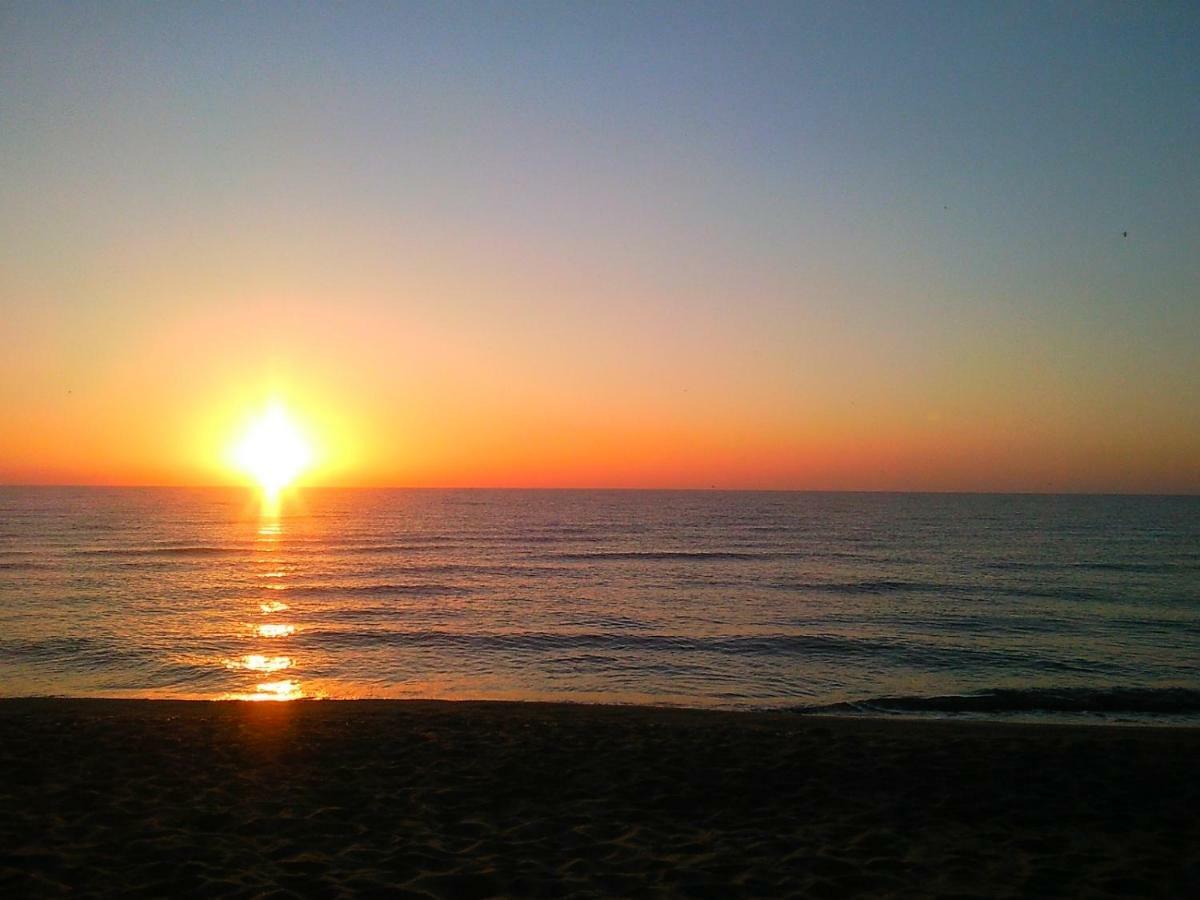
1, 483, 1197, 498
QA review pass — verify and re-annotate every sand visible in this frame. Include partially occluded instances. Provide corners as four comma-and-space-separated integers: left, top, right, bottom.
0, 700, 1196, 898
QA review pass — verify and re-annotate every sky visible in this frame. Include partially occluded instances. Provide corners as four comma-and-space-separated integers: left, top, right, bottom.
1, 1, 1197, 492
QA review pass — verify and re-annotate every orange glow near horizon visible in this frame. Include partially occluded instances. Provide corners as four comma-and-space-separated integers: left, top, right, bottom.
0, 312, 1196, 494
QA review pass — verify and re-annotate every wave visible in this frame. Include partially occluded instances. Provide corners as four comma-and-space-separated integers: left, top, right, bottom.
0, 635, 173, 673
770, 578, 950, 595
294, 628, 888, 655
548, 551, 779, 561
72, 545, 248, 557
285, 629, 1102, 676
767, 578, 1157, 605
0, 560, 50, 571
329, 562, 577, 578
327, 542, 461, 554
1069, 561, 1187, 573
279, 582, 474, 598
986, 560, 1188, 574
793, 686, 1200, 717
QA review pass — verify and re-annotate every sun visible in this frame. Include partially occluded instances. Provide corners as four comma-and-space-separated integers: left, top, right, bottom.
232, 404, 313, 499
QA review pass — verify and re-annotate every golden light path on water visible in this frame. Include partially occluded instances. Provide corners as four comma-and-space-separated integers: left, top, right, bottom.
221, 502, 313, 702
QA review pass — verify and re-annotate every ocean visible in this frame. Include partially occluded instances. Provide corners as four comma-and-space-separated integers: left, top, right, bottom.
1, 487, 1197, 722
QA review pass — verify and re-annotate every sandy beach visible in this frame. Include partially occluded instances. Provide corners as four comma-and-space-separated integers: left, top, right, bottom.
1, 700, 1196, 898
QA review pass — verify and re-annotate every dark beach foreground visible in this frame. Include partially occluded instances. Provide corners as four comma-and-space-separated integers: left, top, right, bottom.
1, 700, 1196, 898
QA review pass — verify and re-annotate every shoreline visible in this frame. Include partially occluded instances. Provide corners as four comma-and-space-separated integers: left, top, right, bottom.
3, 698, 1197, 897
6, 694, 1200, 729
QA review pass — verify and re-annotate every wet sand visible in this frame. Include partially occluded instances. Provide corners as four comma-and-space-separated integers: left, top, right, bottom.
1, 699, 1196, 898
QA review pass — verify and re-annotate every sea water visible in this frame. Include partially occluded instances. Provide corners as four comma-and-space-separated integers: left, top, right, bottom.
1, 488, 1197, 721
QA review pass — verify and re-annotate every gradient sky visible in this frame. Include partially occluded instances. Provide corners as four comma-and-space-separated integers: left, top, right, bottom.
2, 2, 1197, 491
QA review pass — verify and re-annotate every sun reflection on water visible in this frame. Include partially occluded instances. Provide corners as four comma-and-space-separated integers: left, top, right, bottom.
223, 679, 307, 702
253, 679, 305, 700
256, 623, 296, 638
220, 500, 310, 702
226, 654, 293, 673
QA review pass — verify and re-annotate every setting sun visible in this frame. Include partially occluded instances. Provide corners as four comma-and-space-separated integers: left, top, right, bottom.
231, 405, 313, 499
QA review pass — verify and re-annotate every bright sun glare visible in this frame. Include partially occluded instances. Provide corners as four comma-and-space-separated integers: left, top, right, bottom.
232, 405, 313, 499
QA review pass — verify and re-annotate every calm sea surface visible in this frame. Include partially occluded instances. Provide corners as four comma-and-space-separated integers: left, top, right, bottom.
1, 488, 1198, 721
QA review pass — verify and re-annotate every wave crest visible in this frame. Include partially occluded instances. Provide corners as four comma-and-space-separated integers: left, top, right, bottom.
794, 686, 1200, 716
